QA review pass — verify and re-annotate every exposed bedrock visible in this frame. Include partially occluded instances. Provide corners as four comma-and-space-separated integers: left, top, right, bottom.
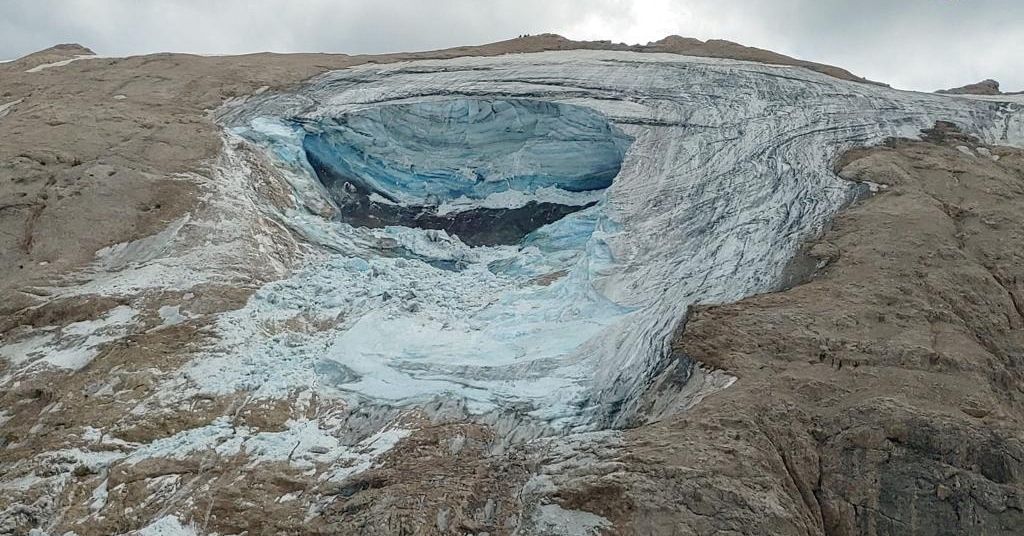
302, 98, 630, 245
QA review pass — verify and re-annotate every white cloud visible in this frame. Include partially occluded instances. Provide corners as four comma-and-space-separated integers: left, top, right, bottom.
2, 0, 1021, 91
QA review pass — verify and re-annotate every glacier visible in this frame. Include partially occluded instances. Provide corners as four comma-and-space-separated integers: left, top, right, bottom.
266, 98, 633, 246
185, 50, 1024, 436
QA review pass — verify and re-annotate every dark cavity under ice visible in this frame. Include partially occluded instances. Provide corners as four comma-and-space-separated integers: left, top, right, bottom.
300, 98, 632, 246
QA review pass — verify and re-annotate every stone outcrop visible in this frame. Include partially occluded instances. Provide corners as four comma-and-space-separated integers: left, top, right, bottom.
937, 79, 1003, 95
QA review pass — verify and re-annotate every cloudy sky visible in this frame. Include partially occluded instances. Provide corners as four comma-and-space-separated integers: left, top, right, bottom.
2, 0, 1021, 91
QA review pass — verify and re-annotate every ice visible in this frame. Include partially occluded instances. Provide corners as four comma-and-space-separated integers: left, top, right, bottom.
301, 99, 630, 207
191, 50, 1024, 432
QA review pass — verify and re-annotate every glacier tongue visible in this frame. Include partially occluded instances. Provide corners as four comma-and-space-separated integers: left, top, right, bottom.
201, 50, 1024, 433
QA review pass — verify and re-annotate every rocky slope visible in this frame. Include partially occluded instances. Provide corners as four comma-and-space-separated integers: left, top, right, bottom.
938, 79, 1005, 95
0, 36, 1023, 536
937, 79, 1022, 96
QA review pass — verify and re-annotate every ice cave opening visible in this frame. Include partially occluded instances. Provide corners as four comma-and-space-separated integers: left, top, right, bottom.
298, 98, 632, 246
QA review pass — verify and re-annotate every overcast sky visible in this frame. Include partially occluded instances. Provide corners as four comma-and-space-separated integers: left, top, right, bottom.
2, 0, 1021, 91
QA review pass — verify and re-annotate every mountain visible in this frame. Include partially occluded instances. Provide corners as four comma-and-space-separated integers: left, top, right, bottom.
1, 36, 1022, 536
3, 43, 95, 72
937, 79, 1003, 95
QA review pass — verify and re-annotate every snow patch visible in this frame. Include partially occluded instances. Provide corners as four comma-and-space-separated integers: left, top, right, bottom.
0, 474, 45, 491
133, 515, 198, 536
530, 504, 611, 536
123, 416, 411, 478
156, 305, 188, 329
89, 478, 109, 513
25, 55, 96, 73
324, 427, 413, 482
95, 215, 190, 271
435, 186, 604, 215
0, 98, 23, 119
0, 306, 138, 371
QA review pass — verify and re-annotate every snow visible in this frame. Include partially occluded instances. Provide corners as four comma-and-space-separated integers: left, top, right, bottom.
60, 143, 298, 297
0, 474, 45, 491
42, 306, 137, 370
530, 504, 611, 536
89, 478, 109, 513
435, 186, 604, 215
123, 415, 411, 476
46, 448, 126, 472
0, 98, 23, 119
25, 55, 96, 73
82, 426, 103, 443
323, 427, 413, 482
0, 332, 56, 366
0, 306, 138, 371
133, 515, 198, 536
156, 305, 187, 328
123, 417, 242, 462
95, 215, 191, 271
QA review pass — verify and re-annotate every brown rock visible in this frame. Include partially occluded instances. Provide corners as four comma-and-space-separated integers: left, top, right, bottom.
937, 79, 1002, 95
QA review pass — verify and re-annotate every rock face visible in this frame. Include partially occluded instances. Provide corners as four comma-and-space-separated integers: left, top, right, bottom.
937, 79, 1003, 95
0, 36, 1023, 536
2, 43, 95, 72
645, 35, 884, 85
